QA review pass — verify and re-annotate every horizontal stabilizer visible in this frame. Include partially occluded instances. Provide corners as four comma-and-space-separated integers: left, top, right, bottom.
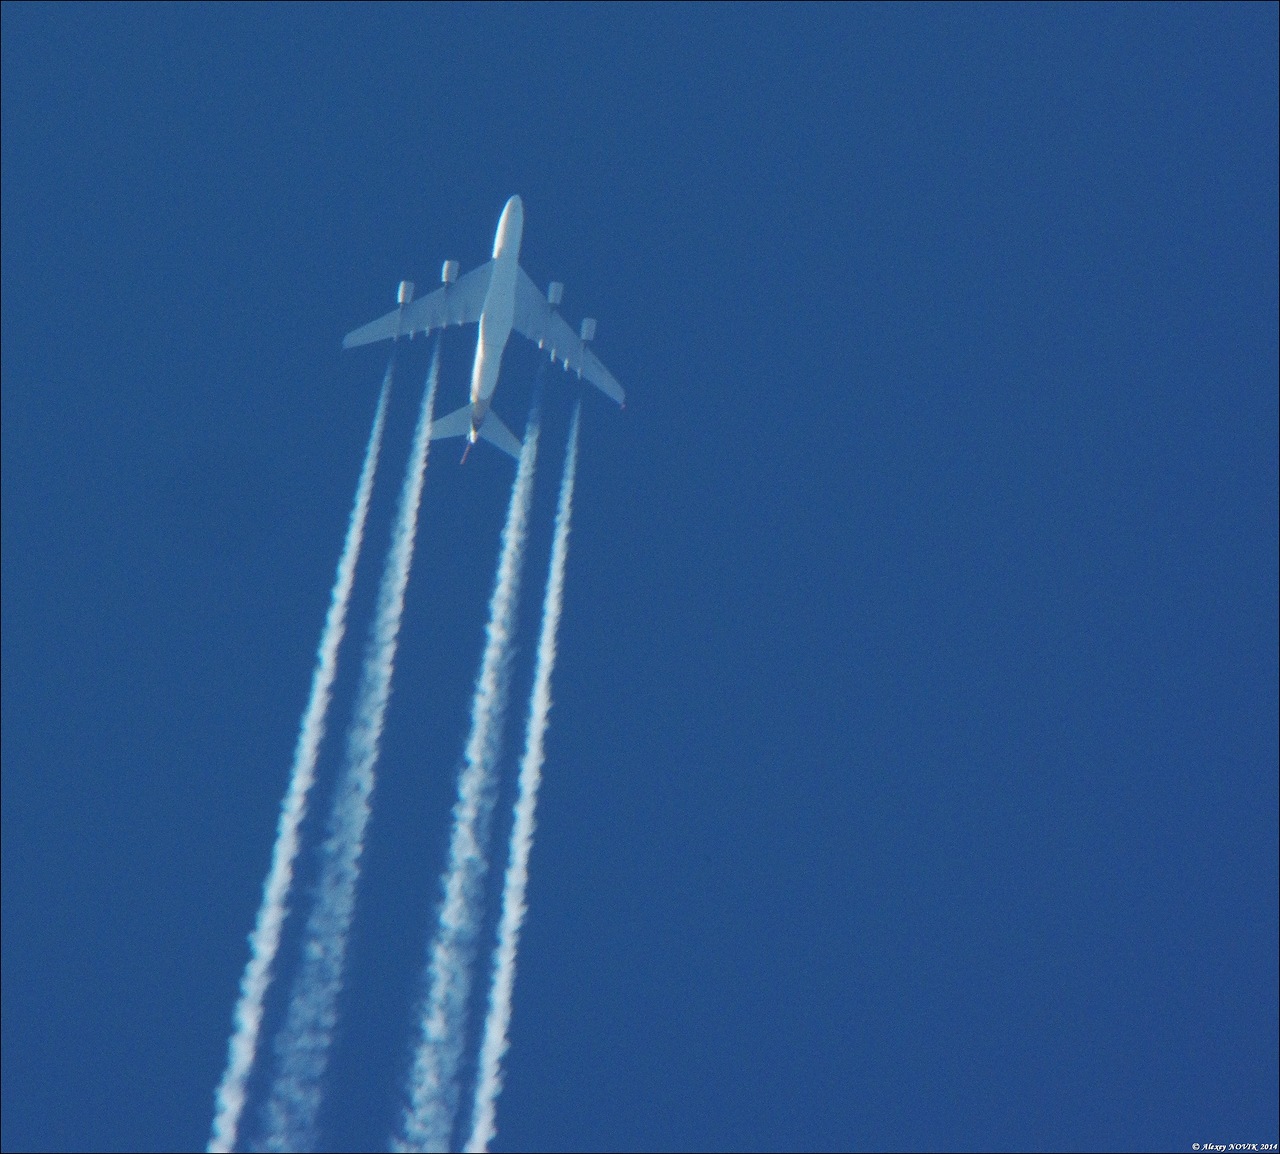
428, 403, 522, 461
428, 403, 473, 442
478, 410, 522, 460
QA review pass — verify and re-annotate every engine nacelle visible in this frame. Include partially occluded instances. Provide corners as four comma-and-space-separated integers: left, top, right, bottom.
398, 280, 415, 305
441, 260, 459, 285
579, 318, 596, 342
547, 281, 564, 307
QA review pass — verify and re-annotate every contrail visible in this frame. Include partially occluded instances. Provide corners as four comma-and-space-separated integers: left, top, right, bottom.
208, 359, 394, 1154
466, 404, 581, 1154
262, 344, 440, 1152
399, 401, 542, 1153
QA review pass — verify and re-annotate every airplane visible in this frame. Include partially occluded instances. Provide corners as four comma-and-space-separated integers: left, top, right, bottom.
343, 195, 624, 461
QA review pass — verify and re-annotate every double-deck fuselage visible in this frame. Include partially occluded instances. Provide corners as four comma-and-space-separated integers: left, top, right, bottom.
467, 195, 524, 442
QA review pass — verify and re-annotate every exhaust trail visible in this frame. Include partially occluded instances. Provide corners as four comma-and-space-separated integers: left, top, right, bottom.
208, 358, 394, 1154
466, 404, 581, 1154
398, 400, 542, 1153
262, 344, 440, 1152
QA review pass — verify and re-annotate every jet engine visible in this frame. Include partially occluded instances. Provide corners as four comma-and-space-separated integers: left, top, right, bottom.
547, 281, 564, 306
579, 318, 596, 342
397, 280, 415, 305
441, 260, 459, 285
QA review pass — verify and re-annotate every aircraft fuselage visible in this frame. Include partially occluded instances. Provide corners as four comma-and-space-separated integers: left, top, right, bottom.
467, 195, 524, 441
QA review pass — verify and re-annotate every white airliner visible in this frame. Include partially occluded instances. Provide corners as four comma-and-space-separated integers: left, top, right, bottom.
343, 195, 624, 460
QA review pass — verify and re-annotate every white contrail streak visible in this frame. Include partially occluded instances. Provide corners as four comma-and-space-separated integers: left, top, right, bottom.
262, 344, 440, 1152
399, 404, 542, 1154
466, 404, 581, 1154
208, 361, 394, 1154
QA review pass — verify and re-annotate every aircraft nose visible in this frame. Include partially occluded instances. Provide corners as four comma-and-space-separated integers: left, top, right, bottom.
494, 196, 524, 257
501, 195, 524, 233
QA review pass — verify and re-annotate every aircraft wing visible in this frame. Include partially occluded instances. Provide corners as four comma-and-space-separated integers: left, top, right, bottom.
513, 267, 625, 406
343, 261, 494, 349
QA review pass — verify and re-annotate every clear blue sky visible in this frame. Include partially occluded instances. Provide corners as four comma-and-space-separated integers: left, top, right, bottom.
3, 5, 1277, 1152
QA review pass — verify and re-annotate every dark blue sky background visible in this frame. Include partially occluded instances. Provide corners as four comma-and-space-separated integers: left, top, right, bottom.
3, 5, 1277, 1152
